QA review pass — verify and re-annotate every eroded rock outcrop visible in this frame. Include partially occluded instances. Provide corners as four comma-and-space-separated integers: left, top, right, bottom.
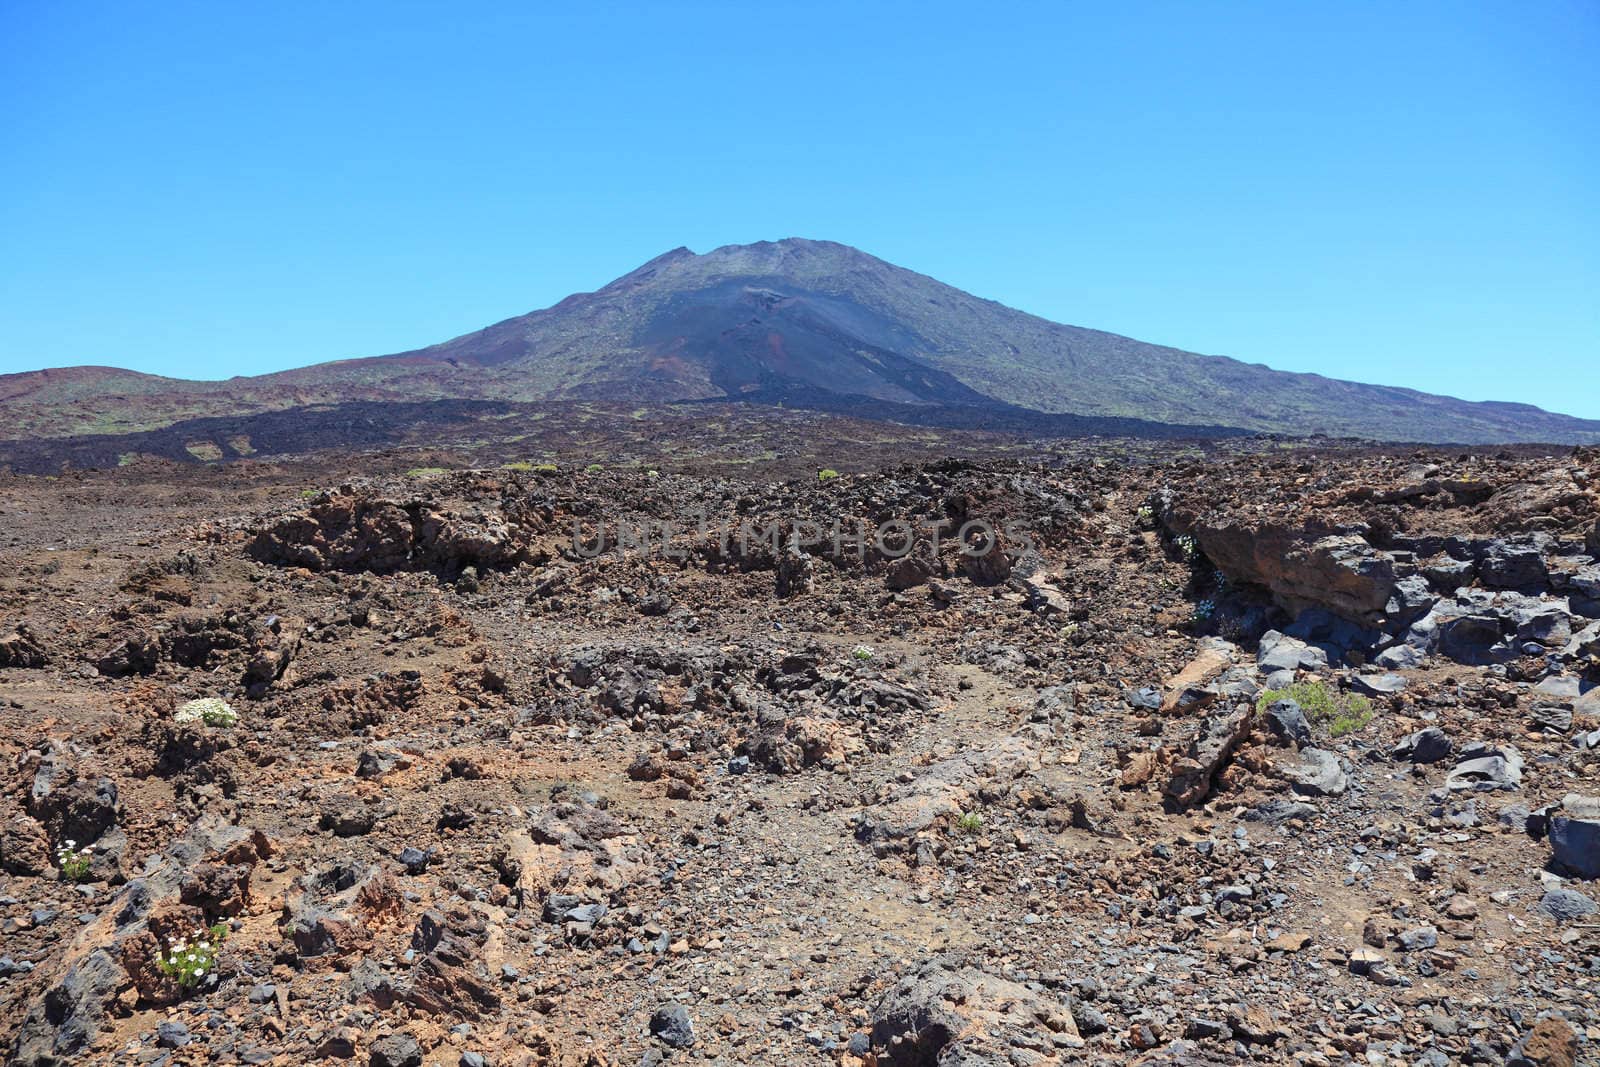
855, 737, 1038, 855
0, 622, 49, 668
249, 492, 533, 575
1165, 705, 1252, 811
868, 960, 1080, 1066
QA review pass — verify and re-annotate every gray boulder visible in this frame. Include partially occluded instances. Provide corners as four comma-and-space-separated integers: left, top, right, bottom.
1446, 743, 1524, 792
1533, 674, 1582, 706
1281, 748, 1349, 797
1420, 556, 1474, 592
1374, 643, 1426, 670
1393, 727, 1453, 765
1515, 603, 1573, 647
1385, 574, 1438, 620
1537, 887, 1597, 922
1548, 794, 1600, 880
1257, 631, 1327, 674
1530, 705, 1573, 736
1263, 699, 1311, 747
1436, 612, 1516, 665
369, 1034, 423, 1067
1262, 668, 1295, 691
1480, 538, 1548, 588
1349, 673, 1406, 697
649, 1003, 695, 1048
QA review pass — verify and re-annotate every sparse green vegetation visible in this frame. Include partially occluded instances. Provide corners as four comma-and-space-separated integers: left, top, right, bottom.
585, 463, 605, 473
56, 840, 93, 882
1256, 682, 1373, 737
955, 812, 984, 834
852, 644, 874, 661
501, 460, 535, 471
818, 468, 840, 482
157, 923, 229, 990
405, 467, 449, 478
1328, 702, 1374, 737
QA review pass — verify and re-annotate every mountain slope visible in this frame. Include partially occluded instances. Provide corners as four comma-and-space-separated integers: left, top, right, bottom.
4, 238, 1597, 444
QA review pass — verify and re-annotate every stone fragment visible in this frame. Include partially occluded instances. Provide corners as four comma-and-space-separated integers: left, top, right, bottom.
1393, 727, 1453, 765
1165, 705, 1251, 811
1548, 794, 1600, 880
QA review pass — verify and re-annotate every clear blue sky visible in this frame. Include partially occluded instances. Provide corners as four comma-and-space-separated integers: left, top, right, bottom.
3, 1, 1596, 416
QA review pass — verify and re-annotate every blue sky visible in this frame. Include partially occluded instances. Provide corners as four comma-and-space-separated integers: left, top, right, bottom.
2, 1, 1596, 416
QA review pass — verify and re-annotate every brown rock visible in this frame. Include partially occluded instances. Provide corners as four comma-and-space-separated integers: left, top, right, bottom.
1, 815, 50, 876
1508, 1016, 1578, 1067
1160, 644, 1235, 713
1164, 705, 1251, 811
1266, 931, 1311, 953
1119, 749, 1161, 790
1159, 500, 1400, 626
0, 623, 49, 668
958, 526, 1011, 585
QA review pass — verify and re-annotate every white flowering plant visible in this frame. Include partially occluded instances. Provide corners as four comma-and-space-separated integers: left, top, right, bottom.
852, 645, 874, 661
156, 923, 229, 990
174, 698, 238, 728
56, 839, 94, 881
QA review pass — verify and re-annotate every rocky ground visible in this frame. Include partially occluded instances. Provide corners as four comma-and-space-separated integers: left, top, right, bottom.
0, 437, 1596, 1067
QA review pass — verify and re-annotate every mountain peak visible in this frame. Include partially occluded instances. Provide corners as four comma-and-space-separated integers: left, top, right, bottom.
8, 242, 1600, 445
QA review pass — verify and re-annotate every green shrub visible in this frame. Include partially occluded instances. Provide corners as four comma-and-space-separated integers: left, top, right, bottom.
955, 812, 984, 834
585, 463, 604, 474
818, 469, 840, 482
405, 467, 448, 478
1256, 682, 1373, 737
501, 460, 534, 471
1328, 696, 1374, 737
